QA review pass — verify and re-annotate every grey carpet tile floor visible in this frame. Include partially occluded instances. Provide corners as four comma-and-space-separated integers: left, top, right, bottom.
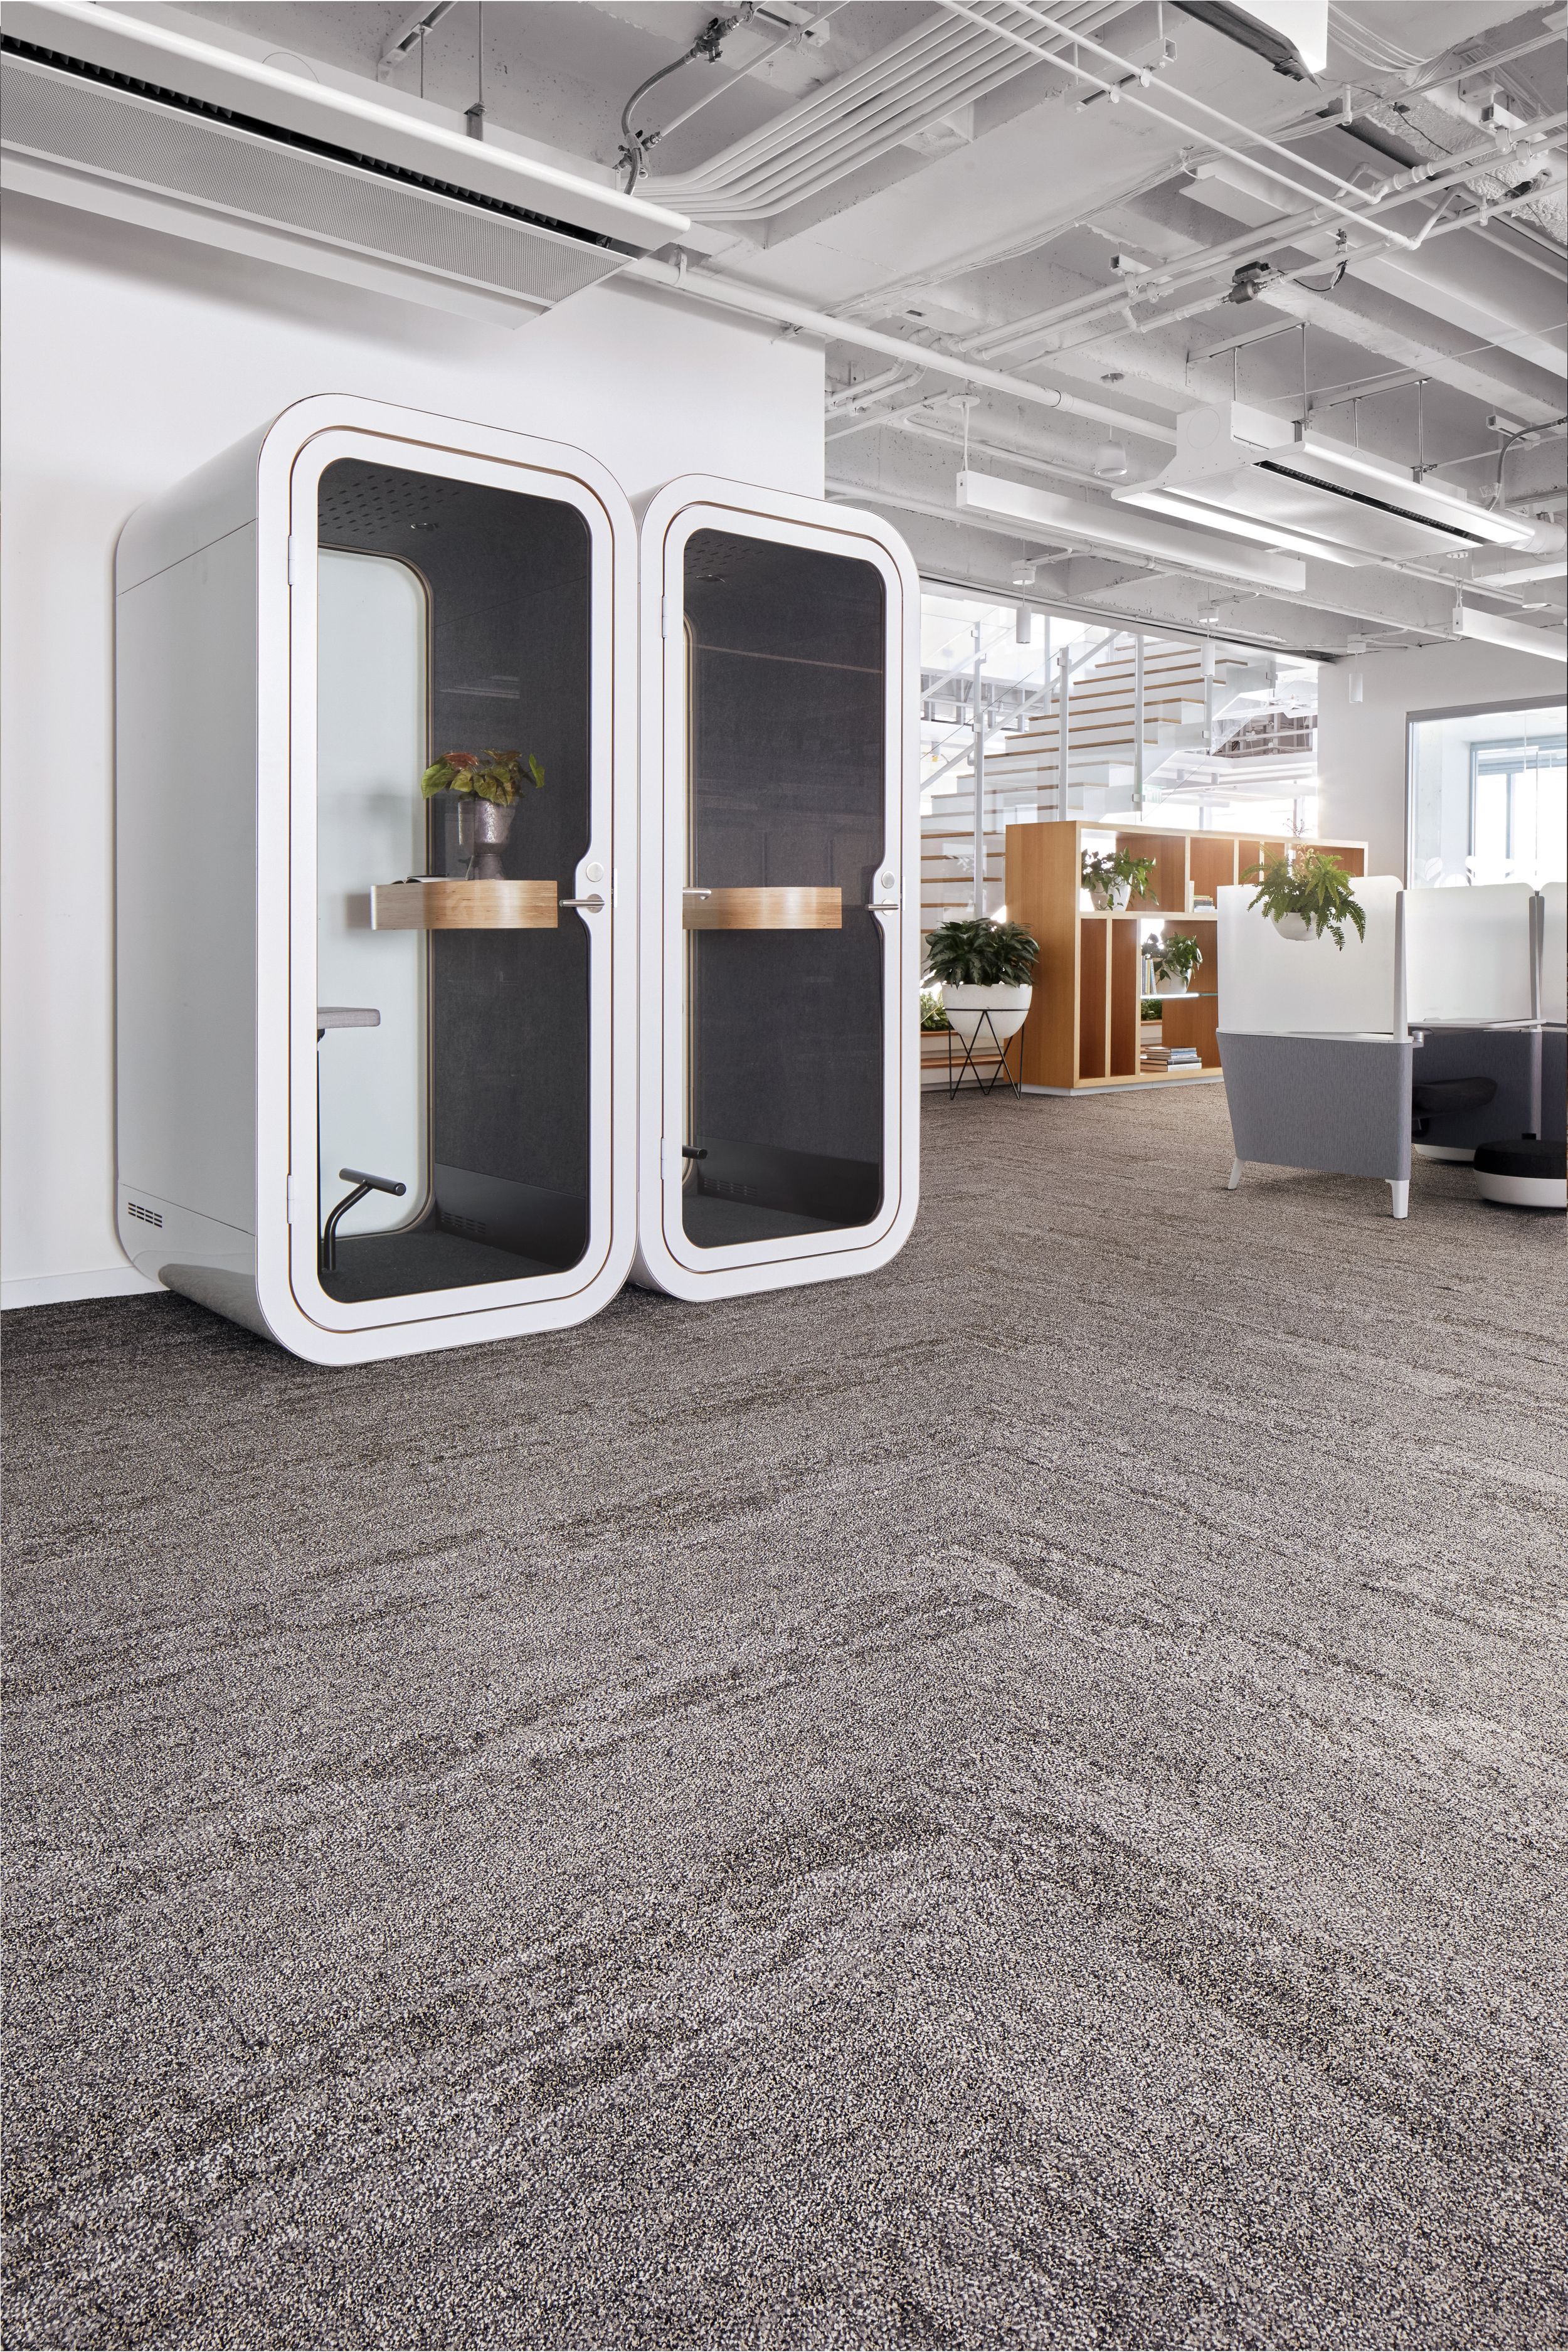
3, 1086, 1565, 2350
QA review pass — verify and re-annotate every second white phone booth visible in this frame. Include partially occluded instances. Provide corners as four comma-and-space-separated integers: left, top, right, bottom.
634, 480, 920, 1299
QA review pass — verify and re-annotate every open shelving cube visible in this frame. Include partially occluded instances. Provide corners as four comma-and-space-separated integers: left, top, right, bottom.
1003, 820, 1367, 1093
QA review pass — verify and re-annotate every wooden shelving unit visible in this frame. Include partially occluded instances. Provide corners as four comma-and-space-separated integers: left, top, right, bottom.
1002, 820, 1367, 1093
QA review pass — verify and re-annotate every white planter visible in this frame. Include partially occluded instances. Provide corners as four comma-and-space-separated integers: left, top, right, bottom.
1153, 975, 1190, 997
1086, 881, 1131, 912
1273, 911, 1313, 941
941, 983, 1033, 1044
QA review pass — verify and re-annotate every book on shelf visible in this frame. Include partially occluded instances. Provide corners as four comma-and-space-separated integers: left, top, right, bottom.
1142, 1044, 1202, 1069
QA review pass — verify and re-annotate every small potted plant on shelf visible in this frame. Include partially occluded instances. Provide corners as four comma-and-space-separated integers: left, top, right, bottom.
923, 917, 1039, 1043
1248, 848, 1365, 947
1146, 931, 1204, 997
919, 991, 951, 1032
1082, 847, 1155, 911
421, 749, 546, 881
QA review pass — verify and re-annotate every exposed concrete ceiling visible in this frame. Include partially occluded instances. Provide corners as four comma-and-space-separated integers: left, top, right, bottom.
130, 1, 1568, 652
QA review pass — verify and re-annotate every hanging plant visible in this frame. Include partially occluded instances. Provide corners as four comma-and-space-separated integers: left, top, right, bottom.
420, 750, 544, 807
1248, 849, 1365, 948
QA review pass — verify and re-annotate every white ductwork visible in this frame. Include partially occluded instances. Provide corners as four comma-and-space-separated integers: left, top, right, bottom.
956, 467, 1308, 589
1120, 401, 1539, 562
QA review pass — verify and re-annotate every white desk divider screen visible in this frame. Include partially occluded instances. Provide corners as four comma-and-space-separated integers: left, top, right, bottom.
1404, 884, 1535, 1026
1217, 876, 1403, 1037
1542, 882, 1567, 1025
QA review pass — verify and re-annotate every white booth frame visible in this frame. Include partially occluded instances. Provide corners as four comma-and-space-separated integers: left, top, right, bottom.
257, 398, 637, 1362
633, 479, 921, 1300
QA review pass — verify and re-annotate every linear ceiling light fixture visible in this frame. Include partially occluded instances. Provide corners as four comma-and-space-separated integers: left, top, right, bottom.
956, 468, 1308, 591
1115, 484, 1364, 565
1136, 402, 1542, 564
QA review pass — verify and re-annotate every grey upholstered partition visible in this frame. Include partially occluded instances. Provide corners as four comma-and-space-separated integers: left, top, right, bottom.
1219, 1032, 1413, 1204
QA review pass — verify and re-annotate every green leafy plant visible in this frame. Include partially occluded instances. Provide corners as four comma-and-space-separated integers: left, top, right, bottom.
1248, 849, 1366, 949
420, 749, 545, 806
1142, 997, 1162, 1020
923, 918, 1039, 988
919, 990, 951, 1032
1148, 931, 1203, 986
1082, 847, 1155, 904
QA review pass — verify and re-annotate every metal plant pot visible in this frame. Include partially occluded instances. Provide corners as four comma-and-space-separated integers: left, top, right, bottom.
457, 794, 516, 881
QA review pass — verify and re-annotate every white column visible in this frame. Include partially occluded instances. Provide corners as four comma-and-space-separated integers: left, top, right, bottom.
1133, 632, 1145, 815
972, 650, 986, 917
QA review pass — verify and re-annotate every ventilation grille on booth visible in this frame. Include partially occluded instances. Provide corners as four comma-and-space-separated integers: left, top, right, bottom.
126, 1202, 164, 1229
0, 48, 625, 311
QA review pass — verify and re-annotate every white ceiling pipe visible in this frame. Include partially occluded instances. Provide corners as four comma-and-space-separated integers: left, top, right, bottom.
961, 127, 1568, 370
625, 256, 1180, 442
655, 9, 1027, 199
5, 0, 690, 245
655, 1, 1118, 218
938, 0, 1478, 253
667, 47, 1044, 218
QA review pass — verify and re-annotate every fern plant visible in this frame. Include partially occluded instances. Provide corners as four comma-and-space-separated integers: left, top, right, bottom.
420, 750, 545, 806
1082, 848, 1155, 905
1148, 931, 1203, 986
1248, 849, 1366, 949
923, 918, 1039, 987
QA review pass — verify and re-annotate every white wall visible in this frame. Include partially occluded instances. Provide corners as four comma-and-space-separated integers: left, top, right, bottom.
1316, 639, 1565, 881
0, 197, 825, 1308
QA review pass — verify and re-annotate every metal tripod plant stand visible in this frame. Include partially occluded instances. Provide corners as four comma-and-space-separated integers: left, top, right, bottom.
945, 1012, 1022, 1101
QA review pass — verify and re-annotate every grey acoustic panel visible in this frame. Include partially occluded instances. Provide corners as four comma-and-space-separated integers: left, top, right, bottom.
1218, 1032, 1413, 1182
1, 53, 622, 307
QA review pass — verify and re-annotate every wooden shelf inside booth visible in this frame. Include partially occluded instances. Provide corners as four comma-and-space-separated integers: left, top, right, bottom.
682, 886, 842, 931
371, 880, 559, 931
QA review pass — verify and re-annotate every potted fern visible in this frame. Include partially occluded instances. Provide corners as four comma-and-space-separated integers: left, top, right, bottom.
1248, 849, 1365, 948
923, 917, 1039, 1043
1146, 931, 1203, 997
1082, 847, 1155, 911
421, 749, 545, 881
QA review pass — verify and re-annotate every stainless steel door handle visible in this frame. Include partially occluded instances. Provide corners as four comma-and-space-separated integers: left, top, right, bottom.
560, 894, 605, 913
867, 899, 901, 911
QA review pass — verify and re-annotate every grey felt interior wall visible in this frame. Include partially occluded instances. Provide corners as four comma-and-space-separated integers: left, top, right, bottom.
318, 462, 591, 1282
683, 531, 885, 1236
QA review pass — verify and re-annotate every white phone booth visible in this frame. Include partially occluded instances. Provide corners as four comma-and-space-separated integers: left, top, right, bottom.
633, 480, 920, 1299
115, 396, 637, 1364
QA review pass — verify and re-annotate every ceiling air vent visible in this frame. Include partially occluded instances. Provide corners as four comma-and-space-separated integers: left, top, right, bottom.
0, 47, 627, 312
